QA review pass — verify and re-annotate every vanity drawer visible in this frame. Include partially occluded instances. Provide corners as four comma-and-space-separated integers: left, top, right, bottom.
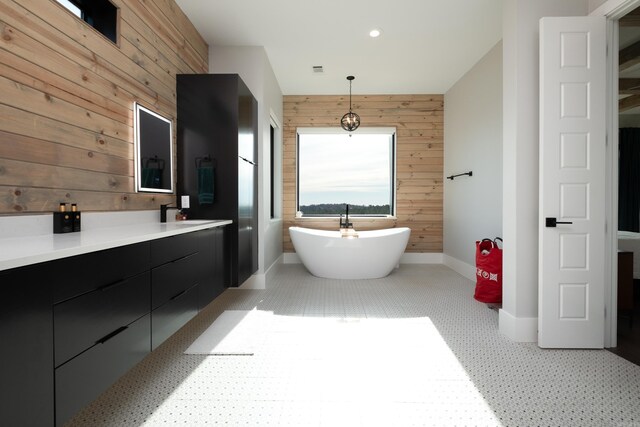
55, 314, 150, 427
151, 284, 199, 350
150, 231, 200, 268
54, 271, 150, 367
53, 241, 150, 303
151, 252, 199, 309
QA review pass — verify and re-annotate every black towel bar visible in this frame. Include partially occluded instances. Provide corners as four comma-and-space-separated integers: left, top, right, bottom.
446, 171, 473, 180
195, 155, 216, 169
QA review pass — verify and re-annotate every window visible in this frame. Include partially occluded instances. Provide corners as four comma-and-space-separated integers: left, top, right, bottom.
57, 0, 81, 18
297, 128, 396, 217
56, 0, 119, 44
270, 124, 275, 219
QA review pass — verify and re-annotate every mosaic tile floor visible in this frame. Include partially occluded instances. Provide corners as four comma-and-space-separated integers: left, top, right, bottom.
67, 264, 640, 427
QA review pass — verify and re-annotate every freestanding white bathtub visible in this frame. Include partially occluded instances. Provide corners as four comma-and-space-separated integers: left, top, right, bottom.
289, 226, 411, 279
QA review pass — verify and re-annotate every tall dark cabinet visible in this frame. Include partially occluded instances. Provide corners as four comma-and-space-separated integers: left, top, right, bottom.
177, 74, 258, 287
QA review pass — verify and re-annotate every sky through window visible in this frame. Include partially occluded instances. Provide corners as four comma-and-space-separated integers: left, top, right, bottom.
297, 131, 394, 215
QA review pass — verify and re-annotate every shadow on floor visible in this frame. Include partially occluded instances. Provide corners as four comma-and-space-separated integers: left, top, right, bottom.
608, 279, 640, 366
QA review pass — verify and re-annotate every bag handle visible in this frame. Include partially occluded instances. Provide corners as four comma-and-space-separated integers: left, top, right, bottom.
479, 238, 495, 250
493, 237, 503, 249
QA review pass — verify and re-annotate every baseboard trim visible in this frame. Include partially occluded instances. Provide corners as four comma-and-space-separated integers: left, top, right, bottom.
283, 252, 301, 264
400, 253, 443, 264
239, 254, 284, 289
499, 309, 538, 343
265, 254, 283, 283
443, 254, 476, 281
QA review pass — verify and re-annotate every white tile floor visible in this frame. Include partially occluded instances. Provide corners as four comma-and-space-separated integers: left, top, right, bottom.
67, 264, 640, 427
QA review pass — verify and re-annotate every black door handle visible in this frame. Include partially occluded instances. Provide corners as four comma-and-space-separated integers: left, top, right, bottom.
545, 217, 573, 228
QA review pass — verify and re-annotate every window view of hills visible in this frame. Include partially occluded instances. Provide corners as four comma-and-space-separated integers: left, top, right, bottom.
299, 203, 391, 216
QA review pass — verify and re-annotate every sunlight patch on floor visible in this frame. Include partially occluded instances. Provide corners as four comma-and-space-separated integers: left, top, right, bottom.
144, 313, 501, 426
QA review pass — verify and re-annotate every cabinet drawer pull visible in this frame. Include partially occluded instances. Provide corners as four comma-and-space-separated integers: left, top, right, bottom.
96, 326, 128, 345
171, 252, 197, 264
98, 278, 126, 292
170, 289, 187, 301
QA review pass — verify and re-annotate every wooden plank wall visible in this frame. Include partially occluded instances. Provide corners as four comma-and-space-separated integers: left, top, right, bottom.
283, 95, 444, 253
0, 0, 207, 213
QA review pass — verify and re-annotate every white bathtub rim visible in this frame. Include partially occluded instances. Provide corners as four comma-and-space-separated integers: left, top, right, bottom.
288, 226, 410, 238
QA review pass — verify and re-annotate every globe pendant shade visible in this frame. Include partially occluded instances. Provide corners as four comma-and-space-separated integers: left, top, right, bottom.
341, 111, 360, 132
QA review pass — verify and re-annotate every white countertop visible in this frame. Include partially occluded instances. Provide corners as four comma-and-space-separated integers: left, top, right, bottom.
0, 219, 232, 272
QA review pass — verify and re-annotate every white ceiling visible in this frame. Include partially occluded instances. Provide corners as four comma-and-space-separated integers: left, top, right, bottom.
175, 0, 503, 95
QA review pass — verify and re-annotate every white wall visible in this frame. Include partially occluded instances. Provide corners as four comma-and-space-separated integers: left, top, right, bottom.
443, 41, 503, 279
501, 0, 588, 342
209, 46, 284, 281
589, 0, 609, 11
262, 58, 284, 273
589, 0, 636, 13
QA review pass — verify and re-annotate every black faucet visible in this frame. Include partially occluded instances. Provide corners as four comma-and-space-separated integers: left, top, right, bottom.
340, 204, 352, 229
160, 203, 179, 223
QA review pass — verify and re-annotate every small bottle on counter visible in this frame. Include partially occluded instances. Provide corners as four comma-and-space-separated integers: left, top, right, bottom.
71, 203, 81, 232
53, 202, 73, 233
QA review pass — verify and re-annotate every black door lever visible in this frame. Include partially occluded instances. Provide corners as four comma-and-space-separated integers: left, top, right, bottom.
545, 217, 573, 228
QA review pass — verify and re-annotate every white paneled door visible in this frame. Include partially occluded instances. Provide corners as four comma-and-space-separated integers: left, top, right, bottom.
539, 17, 606, 348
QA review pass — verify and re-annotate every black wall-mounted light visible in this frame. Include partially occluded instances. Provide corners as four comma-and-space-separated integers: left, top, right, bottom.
341, 76, 360, 132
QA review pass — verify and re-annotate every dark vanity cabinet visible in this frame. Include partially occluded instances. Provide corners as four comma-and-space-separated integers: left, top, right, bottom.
0, 263, 54, 427
150, 231, 201, 350
0, 226, 226, 426
53, 243, 151, 425
177, 74, 258, 287
149, 228, 226, 349
196, 226, 227, 309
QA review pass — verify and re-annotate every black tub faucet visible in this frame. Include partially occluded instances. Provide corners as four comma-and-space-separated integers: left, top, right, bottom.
340, 204, 352, 229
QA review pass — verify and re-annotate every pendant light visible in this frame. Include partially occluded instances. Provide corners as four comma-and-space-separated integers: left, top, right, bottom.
341, 75, 360, 132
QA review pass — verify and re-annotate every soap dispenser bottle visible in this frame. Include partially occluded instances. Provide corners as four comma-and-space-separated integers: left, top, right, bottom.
53, 203, 73, 233
71, 203, 81, 232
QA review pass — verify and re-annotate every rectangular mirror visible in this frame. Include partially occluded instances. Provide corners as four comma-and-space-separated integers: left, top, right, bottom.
134, 103, 174, 193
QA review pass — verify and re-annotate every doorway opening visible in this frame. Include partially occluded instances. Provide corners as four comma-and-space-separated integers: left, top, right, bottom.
609, 4, 640, 365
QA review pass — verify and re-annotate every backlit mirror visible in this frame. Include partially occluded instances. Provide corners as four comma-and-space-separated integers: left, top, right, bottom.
134, 103, 174, 193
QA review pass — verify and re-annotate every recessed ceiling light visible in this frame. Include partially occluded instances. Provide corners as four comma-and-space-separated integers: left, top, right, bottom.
369, 29, 382, 38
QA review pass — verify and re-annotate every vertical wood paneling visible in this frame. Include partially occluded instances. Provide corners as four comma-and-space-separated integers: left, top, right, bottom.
283, 95, 444, 253
0, 0, 207, 213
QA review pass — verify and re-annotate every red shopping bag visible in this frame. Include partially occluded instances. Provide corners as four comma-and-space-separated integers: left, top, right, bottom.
474, 238, 503, 303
